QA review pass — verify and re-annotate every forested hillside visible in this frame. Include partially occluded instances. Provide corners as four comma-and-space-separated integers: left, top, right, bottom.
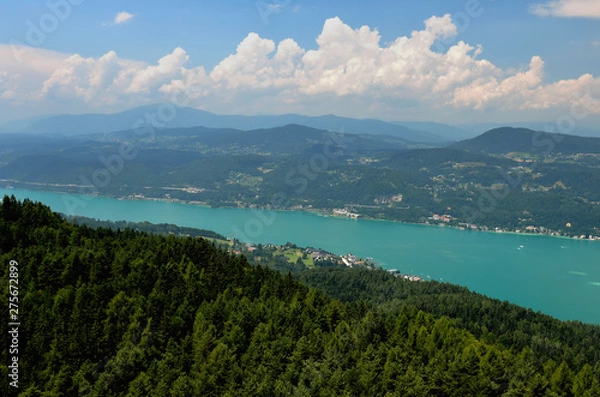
451, 127, 600, 155
1, 196, 600, 396
2, 125, 600, 237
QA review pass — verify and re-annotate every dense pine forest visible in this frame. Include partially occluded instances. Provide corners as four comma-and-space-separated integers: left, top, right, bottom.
1, 196, 600, 396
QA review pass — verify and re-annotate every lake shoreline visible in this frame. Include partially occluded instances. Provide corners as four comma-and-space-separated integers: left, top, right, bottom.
116, 194, 600, 243
2, 184, 598, 243
2, 186, 599, 324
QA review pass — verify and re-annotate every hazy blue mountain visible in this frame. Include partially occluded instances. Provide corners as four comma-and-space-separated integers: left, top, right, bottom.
8, 105, 167, 137
391, 120, 470, 141
457, 122, 600, 139
451, 127, 600, 154
0, 114, 56, 133
6, 104, 443, 144
109, 123, 413, 154
0, 124, 412, 180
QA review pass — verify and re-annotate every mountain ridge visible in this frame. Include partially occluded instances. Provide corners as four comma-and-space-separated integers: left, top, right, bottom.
0, 104, 445, 144
450, 127, 600, 155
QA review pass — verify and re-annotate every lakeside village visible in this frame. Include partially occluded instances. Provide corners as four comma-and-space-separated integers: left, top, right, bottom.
425, 213, 600, 241
124, 192, 600, 241
330, 206, 600, 241
210, 238, 425, 282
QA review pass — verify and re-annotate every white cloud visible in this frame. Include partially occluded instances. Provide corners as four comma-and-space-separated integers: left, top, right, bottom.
530, 0, 600, 19
0, 44, 67, 74
0, 45, 68, 104
452, 56, 546, 109
103, 11, 135, 26
452, 58, 600, 114
115, 11, 135, 24
126, 47, 189, 93
209, 33, 278, 89
1, 16, 599, 120
39, 51, 145, 104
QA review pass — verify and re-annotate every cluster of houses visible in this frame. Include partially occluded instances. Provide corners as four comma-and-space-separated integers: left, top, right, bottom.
573, 234, 600, 240
228, 243, 376, 268
232, 242, 260, 255
125, 193, 146, 200
453, 222, 600, 240
387, 269, 424, 282
332, 208, 361, 218
340, 253, 364, 268
373, 194, 403, 205
305, 247, 338, 263
226, 240, 433, 279
304, 248, 370, 268
429, 214, 452, 223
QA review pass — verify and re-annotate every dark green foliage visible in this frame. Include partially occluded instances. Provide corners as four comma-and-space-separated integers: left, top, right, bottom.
1, 197, 599, 396
65, 215, 226, 240
296, 267, 600, 368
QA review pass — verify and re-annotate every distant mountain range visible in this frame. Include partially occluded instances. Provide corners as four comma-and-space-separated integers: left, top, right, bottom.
110, 123, 414, 153
451, 127, 600, 155
0, 104, 446, 144
2, 123, 600, 236
0, 123, 414, 185
2, 104, 598, 146
390, 121, 474, 141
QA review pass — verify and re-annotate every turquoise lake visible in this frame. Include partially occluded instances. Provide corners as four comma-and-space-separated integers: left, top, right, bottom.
2, 187, 599, 324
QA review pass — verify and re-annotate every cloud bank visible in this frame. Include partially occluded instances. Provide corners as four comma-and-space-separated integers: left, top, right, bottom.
530, 0, 600, 19
1, 15, 599, 120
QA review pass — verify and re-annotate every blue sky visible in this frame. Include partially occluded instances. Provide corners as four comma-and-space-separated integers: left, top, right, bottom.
0, 0, 599, 126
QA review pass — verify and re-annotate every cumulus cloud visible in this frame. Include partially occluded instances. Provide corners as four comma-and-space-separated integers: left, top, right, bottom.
1, 16, 599, 119
530, 0, 600, 19
103, 11, 135, 26
452, 56, 546, 109
0, 44, 67, 75
0, 45, 68, 104
209, 33, 278, 89
126, 48, 189, 93
115, 11, 135, 24
39, 51, 145, 104
453, 58, 600, 114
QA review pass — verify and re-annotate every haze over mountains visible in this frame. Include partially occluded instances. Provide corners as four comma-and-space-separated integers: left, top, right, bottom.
456, 122, 600, 139
2, 101, 600, 239
2, 118, 600, 237
451, 127, 600, 155
0, 105, 442, 144
2, 104, 597, 143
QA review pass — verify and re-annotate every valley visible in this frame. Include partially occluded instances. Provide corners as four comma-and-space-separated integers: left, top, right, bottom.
2, 3, 600, 395
1, 123, 600, 239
